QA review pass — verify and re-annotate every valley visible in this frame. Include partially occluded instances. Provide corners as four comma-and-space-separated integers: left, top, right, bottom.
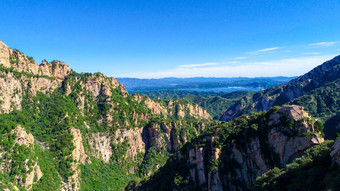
0, 41, 339, 191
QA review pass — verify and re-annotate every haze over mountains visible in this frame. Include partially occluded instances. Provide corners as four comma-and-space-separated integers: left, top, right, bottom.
116, 77, 295, 93
0, 40, 339, 191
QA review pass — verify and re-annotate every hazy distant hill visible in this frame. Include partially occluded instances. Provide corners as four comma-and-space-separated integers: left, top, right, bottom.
116, 76, 295, 92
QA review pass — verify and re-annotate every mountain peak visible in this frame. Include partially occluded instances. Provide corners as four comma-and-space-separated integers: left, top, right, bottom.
0, 40, 11, 68
0, 41, 72, 80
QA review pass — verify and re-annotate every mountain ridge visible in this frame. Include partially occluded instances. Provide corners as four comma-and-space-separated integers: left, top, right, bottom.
220, 55, 340, 122
0, 41, 213, 190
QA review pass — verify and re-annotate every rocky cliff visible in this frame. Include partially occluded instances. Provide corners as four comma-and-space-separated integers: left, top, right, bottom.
0, 41, 71, 79
139, 105, 324, 191
255, 137, 340, 191
0, 41, 70, 114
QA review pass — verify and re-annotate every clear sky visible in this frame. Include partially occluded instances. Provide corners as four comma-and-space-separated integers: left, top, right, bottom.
1, 0, 340, 78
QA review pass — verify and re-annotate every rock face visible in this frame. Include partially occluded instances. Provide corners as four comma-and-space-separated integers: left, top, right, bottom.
187, 103, 211, 119
24, 163, 43, 191
133, 93, 211, 120
0, 41, 71, 80
114, 127, 145, 160
72, 72, 126, 98
39, 60, 71, 80
133, 94, 168, 115
0, 182, 19, 191
70, 128, 88, 165
0, 70, 61, 113
188, 147, 207, 187
215, 106, 322, 190
62, 128, 88, 191
0, 125, 43, 190
330, 138, 340, 165
11, 125, 35, 146
220, 55, 340, 121
0, 41, 11, 68
0, 72, 24, 113
89, 132, 113, 163
0, 42, 69, 114
89, 120, 206, 165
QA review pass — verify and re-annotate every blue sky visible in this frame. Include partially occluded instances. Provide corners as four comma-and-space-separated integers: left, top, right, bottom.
1, 0, 340, 78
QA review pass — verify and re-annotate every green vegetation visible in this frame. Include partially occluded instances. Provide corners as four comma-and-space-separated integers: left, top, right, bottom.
80, 157, 136, 191
0, 92, 79, 184
138, 148, 170, 176
218, 57, 340, 133
323, 112, 340, 139
32, 145, 62, 191
289, 79, 340, 120
256, 140, 340, 191
0, 65, 217, 190
0, 113, 37, 189
137, 155, 194, 191
141, 90, 255, 119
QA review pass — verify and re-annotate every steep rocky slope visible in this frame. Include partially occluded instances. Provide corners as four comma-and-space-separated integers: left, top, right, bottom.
220, 55, 340, 122
0, 41, 212, 191
138, 105, 324, 191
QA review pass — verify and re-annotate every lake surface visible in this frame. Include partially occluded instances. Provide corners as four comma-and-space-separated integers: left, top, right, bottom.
179, 87, 263, 93
127, 87, 263, 93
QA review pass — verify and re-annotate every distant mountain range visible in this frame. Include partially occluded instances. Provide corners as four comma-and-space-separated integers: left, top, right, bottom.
116, 76, 296, 92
